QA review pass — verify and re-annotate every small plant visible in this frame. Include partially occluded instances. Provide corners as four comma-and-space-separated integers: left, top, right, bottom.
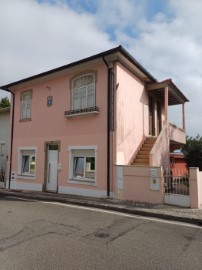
182, 135, 202, 171
0, 97, 10, 109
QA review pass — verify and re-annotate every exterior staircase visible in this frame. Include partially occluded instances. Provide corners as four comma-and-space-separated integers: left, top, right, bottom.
132, 137, 156, 166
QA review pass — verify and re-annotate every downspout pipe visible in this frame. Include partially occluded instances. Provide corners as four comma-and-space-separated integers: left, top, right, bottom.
103, 57, 112, 197
1, 88, 15, 190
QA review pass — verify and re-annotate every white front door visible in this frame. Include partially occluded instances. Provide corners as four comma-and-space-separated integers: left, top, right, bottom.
46, 150, 58, 192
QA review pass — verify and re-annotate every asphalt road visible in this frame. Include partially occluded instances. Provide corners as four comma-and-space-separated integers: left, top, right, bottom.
0, 196, 202, 270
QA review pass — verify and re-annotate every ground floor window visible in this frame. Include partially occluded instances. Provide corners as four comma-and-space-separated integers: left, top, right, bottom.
18, 147, 37, 177
74, 156, 95, 179
68, 146, 97, 183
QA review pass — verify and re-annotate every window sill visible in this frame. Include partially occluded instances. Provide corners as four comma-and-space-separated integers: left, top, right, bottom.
19, 118, 31, 122
64, 106, 99, 119
68, 178, 96, 186
17, 174, 36, 180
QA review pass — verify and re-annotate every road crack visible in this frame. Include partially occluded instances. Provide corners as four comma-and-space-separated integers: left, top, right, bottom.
0, 219, 79, 252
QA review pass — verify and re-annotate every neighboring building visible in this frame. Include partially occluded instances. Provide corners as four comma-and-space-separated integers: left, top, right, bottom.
0, 46, 189, 196
0, 107, 10, 187
170, 152, 188, 177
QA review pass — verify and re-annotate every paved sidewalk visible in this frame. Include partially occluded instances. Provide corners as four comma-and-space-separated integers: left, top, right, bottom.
1, 188, 202, 226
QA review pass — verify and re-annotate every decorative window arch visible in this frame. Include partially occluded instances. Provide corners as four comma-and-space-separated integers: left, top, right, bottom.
71, 73, 96, 110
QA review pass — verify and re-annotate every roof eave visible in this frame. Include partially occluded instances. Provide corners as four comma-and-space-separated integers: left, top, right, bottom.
146, 81, 189, 104
0, 45, 157, 91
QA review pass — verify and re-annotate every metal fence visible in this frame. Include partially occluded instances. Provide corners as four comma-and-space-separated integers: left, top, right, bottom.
164, 168, 189, 195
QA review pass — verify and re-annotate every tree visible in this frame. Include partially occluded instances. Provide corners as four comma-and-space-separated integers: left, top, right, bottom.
0, 97, 10, 108
181, 134, 202, 171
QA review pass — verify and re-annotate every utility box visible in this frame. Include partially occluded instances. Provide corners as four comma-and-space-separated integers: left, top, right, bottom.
150, 168, 160, 191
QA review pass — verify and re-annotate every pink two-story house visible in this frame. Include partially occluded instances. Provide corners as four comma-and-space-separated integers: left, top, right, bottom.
0, 46, 188, 197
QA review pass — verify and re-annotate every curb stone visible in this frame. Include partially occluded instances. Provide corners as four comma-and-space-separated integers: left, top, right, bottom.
1, 189, 202, 227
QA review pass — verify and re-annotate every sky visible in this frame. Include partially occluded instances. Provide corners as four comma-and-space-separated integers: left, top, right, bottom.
0, 0, 202, 136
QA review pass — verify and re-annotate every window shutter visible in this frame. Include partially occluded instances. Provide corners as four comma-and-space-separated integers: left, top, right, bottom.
21, 99, 26, 119
25, 99, 30, 118
21, 92, 31, 119
87, 84, 95, 107
80, 87, 87, 109
72, 89, 80, 110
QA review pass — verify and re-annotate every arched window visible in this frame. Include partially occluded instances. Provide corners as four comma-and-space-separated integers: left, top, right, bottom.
71, 73, 95, 110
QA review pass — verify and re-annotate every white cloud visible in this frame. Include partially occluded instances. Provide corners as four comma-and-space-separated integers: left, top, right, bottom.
0, 0, 114, 87
0, 0, 201, 136
95, 0, 144, 29
118, 0, 202, 136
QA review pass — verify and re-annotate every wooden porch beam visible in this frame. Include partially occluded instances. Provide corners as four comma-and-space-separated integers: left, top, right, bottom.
182, 103, 185, 130
164, 86, 169, 125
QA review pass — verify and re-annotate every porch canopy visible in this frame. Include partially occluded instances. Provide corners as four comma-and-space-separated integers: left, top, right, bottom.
146, 79, 189, 129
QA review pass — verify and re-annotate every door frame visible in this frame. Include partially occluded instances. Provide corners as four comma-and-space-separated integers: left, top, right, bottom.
149, 95, 155, 136
44, 141, 60, 192
157, 101, 162, 135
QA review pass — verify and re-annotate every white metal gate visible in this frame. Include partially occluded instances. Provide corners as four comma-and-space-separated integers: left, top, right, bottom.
164, 168, 190, 207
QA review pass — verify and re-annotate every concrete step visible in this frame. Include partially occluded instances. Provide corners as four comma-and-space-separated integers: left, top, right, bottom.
134, 158, 149, 163
136, 154, 149, 159
138, 150, 150, 155
131, 136, 156, 166
141, 146, 153, 151
144, 140, 156, 144
131, 163, 148, 166
145, 136, 156, 141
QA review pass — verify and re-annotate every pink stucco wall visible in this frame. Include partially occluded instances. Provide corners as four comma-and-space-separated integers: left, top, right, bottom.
150, 122, 186, 168
10, 62, 109, 195
168, 123, 186, 144
115, 166, 202, 208
150, 125, 170, 167
115, 165, 164, 204
115, 62, 148, 165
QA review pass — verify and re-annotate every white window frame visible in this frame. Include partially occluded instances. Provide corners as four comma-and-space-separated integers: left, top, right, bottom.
71, 73, 96, 110
21, 91, 32, 120
68, 146, 97, 185
18, 147, 37, 179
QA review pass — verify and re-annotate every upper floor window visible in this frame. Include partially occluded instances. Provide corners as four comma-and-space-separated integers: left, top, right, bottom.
21, 91, 32, 121
71, 74, 95, 110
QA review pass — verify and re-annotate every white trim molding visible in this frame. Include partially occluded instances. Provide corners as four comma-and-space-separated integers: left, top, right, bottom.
58, 186, 113, 197
10, 181, 42, 191
68, 145, 98, 151
65, 111, 99, 119
164, 194, 190, 207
